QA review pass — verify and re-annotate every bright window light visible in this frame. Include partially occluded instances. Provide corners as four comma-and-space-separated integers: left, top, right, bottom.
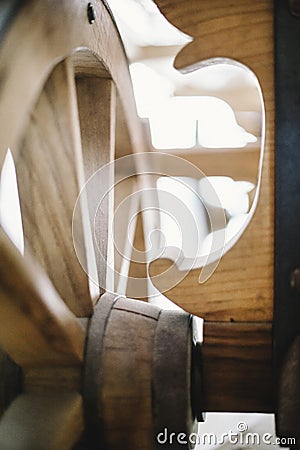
108, 0, 190, 47
198, 176, 255, 217
150, 96, 257, 150
0, 149, 24, 254
157, 176, 209, 258
130, 62, 174, 118
149, 100, 197, 149
156, 175, 254, 259
128, 70, 258, 149
196, 97, 257, 148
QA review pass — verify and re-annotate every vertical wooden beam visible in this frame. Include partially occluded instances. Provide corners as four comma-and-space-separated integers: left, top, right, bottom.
76, 76, 116, 294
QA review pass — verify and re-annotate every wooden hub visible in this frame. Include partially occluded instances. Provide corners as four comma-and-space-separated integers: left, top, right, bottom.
83, 294, 204, 449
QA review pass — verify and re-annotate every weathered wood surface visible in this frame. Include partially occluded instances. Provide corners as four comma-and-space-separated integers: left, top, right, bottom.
100, 298, 159, 450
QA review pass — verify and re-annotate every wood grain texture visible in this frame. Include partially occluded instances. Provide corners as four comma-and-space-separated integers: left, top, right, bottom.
86, 295, 197, 449
76, 76, 116, 294
0, 0, 146, 165
100, 301, 159, 450
202, 322, 274, 412
155, 0, 274, 78
16, 59, 96, 317
84, 294, 160, 450
150, 0, 274, 323
0, 393, 83, 450
0, 227, 85, 367
23, 367, 81, 394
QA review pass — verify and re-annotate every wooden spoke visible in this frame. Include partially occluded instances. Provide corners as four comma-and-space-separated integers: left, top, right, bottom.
76, 76, 116, 294
0, 227, 85, 367
114, 177, 141, 295
16, 58, 98, 317
0, 393, 83, 450
148, 0, 274, 325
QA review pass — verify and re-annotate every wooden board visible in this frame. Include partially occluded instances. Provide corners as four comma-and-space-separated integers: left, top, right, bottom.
150, 0, 274, 323
202, 322, 274, 412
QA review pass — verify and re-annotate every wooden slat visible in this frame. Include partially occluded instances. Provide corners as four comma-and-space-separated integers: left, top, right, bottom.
127, 211, 148, 300
16, 59, 97, 317
0, 393, 83, 450
114, 177, 146, 296
115, 93, 135, 159
202, 322, 274, 412
164, 148, 261, 185
0, 227, 85, 367
76, 76, 116, 294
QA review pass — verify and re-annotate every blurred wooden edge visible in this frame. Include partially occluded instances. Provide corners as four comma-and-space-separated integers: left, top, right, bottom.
0, 393, 83, 450
0, 227, 85, 367
76, 75, 116, 295
17, 59, 96, 317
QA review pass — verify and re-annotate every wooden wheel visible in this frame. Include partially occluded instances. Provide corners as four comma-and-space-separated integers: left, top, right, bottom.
0, 1, 141, 448
0, 2, 204, 449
